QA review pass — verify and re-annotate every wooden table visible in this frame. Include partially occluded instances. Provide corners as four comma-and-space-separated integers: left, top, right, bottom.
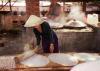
0, 53, 99, 71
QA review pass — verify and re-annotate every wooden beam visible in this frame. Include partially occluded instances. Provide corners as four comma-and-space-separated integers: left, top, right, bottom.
8, 0, 12, 11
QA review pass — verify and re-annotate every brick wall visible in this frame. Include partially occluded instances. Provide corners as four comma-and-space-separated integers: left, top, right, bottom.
26, 0, 40, 17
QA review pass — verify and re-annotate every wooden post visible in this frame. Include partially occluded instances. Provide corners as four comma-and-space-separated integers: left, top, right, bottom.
83, 2, 86, 12
9, 0, 12, 11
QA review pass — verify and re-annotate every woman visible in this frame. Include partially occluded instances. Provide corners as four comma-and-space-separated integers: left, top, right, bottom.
24, 15, 59, 53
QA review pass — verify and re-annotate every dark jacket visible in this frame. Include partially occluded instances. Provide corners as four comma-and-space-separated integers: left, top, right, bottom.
33, 21, 55, 46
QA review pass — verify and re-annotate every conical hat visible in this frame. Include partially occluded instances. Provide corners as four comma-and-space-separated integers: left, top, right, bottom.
24, 15, 44, 27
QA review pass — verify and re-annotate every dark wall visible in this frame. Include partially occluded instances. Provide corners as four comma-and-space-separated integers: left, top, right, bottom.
56, 28, 100, 53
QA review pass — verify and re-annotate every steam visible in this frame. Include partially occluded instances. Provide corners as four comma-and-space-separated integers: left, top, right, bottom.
68, 5, 86, 22
22, 28, 35, 52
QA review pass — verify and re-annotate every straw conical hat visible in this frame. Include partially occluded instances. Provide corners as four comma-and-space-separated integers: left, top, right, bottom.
24, 15, 44, 27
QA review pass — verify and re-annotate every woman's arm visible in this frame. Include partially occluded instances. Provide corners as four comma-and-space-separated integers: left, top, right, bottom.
33, 29, 41, 46
42, 22, 55, 53
42, 22, 54, 44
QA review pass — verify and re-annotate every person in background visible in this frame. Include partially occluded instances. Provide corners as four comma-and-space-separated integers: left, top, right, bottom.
46, 0, 61, 20
24, 15, 59, 53
46, 0, 66, 24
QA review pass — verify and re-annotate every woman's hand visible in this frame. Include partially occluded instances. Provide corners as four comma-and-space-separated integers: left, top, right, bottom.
50, 43, 54, 53
33, 46, 39, 52
34, 46, 43, 53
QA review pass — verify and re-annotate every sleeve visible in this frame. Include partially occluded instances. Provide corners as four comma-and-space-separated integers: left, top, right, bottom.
43, 22, 54, 44
33, 29, 41, 46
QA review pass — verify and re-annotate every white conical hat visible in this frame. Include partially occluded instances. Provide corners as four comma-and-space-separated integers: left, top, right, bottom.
24, 15, 44, 27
